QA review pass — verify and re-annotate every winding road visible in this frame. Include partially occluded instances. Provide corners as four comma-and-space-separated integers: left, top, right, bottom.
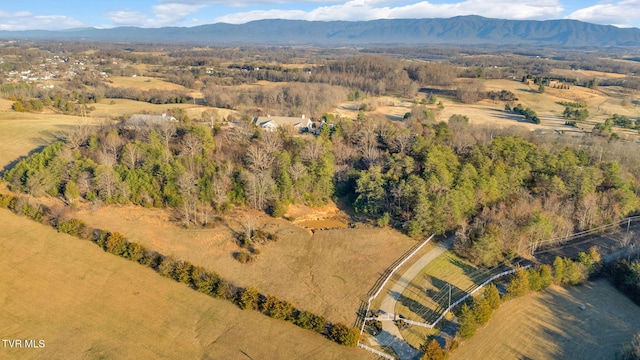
372, 237, 453, 360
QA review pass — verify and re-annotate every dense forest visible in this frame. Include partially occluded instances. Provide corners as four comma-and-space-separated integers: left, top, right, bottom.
4, 109, 640, 267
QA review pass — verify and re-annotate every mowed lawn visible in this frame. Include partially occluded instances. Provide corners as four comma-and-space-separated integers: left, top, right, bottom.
396, 251, 500, 323
451, 280, 640, 360
0, 209, 372, 360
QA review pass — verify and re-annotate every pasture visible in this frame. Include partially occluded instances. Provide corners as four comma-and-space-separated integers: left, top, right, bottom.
70, 204, 418, 325
0, 111, 90, 173
106, 76, 189, 92
0, 208, 371, 359
450, 280, 640, 360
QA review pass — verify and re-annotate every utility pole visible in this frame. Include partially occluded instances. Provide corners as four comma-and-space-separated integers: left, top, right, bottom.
627, 218, 631, 234
448, 283, 452, 309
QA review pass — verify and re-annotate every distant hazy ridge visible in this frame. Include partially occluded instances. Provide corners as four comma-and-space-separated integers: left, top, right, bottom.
1, 16, 640, 46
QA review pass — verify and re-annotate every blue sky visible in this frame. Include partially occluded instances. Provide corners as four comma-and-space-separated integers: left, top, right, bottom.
1, 0, 639, 31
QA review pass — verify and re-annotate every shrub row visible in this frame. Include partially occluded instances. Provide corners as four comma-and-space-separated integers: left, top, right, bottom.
0, 193, 359, 347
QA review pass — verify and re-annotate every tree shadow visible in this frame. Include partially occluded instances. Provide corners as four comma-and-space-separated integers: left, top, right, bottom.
398, 276, 466, 324
0, 144, 48, 177
375, 328, 421, 360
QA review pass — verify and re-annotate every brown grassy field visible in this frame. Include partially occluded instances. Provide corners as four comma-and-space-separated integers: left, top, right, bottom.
70, 204, 417, 325
91, 98, 236, 121
0, 111, 92, 172
335, 78, 639, 139
0, 208, 371, 360
451, 280, 640, 360
107, 76, 189, 92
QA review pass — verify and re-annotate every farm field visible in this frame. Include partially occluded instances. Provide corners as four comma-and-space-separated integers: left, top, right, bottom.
0, 111, 92, 172
91, 98, 230, 120
70, 203, 418, 325
450, 280, 640, 360
107, 76, 190, 92
0, 208, 371, 360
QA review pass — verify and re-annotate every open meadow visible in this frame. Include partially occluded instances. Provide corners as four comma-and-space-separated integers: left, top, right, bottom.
0, 208, 371, 360
450, 280, 640, 360
70, 203, 418, 325
0, 111, 95, 175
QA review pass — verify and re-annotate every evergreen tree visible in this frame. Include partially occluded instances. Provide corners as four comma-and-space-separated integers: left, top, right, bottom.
553, 256, 565, 284
472, 296, 492, 325
239, 287, 260, 310
483, 283, 501, 310
528, 267, 543, 291
539, 265, 552, 289
458, 303, 477, 339
507, 267, 529, 298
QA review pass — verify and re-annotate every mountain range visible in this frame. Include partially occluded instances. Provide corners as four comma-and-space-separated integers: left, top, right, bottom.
1, 16, 640, 47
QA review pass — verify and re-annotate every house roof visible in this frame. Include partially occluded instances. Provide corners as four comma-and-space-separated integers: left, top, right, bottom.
254, 116, 309, 128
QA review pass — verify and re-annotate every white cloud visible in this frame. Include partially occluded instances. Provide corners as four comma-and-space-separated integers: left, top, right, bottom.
0, 11, 83, 30
566, 0, 640, 27
107, 3, 206, 27
106, 10, 148, 26
215, 0, 564, 24
160, 0, 342, 7
214, 9, 306, 23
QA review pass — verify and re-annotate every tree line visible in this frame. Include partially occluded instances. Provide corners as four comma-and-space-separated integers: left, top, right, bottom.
4, 113, 640, 266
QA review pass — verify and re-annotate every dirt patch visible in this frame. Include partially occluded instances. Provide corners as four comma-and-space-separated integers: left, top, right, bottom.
298, 218, 349, 229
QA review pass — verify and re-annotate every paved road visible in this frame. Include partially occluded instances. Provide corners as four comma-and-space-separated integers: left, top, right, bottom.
373, 237, 454, 360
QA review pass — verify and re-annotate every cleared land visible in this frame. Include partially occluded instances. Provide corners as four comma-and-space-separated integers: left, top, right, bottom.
0, 208, 372, 360
0, 111, 91, 174
107, 76, 189, 92
71, 204, 417, 325
91, 98, 234, 120
451, 280, 640, 360
335, 78, 639, 140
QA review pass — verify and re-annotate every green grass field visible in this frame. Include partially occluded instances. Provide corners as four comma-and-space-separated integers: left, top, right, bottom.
0, 208, 372, 360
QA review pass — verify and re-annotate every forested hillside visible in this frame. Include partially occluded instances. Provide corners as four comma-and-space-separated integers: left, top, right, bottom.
4, 112, 639, 267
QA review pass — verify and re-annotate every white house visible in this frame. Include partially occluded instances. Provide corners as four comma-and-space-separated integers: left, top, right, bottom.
253, 115, 312, 132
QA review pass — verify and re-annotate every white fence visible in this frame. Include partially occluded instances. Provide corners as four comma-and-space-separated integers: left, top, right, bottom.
357, 342, 395, 360
357, 235, 434, 359
415, 266, 531, 328
370, 234, 435, 301
359, 235, 434, 335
